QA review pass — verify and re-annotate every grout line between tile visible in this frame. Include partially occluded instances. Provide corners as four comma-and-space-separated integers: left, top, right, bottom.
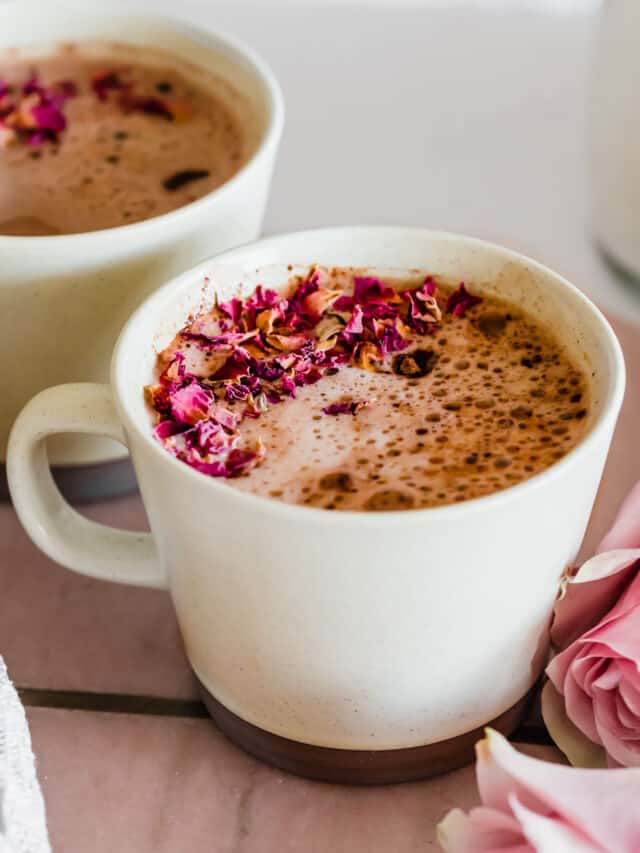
17, 687, 553, 746
18, 687, 209, 718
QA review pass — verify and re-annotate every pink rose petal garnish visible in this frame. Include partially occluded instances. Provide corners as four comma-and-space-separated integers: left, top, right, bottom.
146, 270, 462, 481
446, 282, 483, 317
342, 304, 364, 336
0, 71, 77, 146
91, 70, 127, 101
30, 102, 66, 133
322, 400, 369, 416
169, 382, 215, 425
119, 93, 174, 120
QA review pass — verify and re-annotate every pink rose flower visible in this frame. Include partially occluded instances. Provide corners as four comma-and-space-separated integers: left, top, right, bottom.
437, 729, 640, 853
543, 481, 640, 768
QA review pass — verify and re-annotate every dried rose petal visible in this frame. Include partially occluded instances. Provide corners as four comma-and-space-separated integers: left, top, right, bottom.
169, 382, 218, 425
342, 304, 364, 336
31, 102, 66, 133
22, 74, 42, 96
302, 288, 342, 318
120, 93, 174, 120
91, 70, 126, 101
224, 382, 251, 402
322, 400, 369, 416
353, 276, 396, 303
379, 322, 410, 355
1, 71, 77, 146
147, 270, 468, 482
55, 79, 78, 99
446, 282, 483, 317
224, 442, 266, 477
218, 297, 243, 328
265, 333, 310, 353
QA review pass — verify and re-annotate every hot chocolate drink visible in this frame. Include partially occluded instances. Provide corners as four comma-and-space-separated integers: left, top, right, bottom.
0, 42, 246, 235
146, 267, 590, 511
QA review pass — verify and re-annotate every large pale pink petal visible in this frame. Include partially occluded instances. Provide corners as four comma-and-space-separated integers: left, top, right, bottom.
475, 738, 549, 815
597, 480, 640, 552
616, 688, 639, 729
580, 580, 640, 659
550, 551, 640, 649
562, 660, 602, 744
547, 648, 603, 745
509, 795, 604, 852
438, 807, 532, 853
541, 681, 607, 768
477, 730, 640, 851
619, 676, 640, 716
597, 723, 640, 768
592, 676, 631, 740
590, 661, 623, 691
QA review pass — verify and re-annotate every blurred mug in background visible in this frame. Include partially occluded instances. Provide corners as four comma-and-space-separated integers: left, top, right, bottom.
592, 0, 640, 281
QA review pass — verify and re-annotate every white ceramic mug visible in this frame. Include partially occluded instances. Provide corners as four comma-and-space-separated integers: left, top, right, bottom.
7, 227, 625, 783
0, 0, 284, 488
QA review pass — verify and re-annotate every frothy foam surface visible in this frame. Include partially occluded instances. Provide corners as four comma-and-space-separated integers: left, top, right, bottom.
0, 42, 246, 235
150, 268, 591, 511
230, 286, 589, 509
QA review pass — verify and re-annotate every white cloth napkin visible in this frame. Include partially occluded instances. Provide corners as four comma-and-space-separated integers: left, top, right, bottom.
0, 658, 50, 853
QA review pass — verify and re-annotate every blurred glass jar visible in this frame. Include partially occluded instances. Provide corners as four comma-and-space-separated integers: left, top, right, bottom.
592, 0, 640, 280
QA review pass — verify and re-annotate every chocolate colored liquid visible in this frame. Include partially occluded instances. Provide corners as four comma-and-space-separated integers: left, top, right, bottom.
0, 42, 246, 235
154, 269, 591, 511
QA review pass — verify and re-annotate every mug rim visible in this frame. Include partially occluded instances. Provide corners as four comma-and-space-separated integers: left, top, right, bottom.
0, 3, 285, 246
113, 225, 626, 525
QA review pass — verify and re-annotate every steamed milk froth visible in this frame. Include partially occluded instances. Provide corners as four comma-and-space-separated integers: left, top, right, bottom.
148, 268, 590, 511
0, 42, 246, 235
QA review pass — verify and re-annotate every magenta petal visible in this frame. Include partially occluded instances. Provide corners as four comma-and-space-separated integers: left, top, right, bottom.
169, 382, 214, 425
446, 282, 483, 317
31, 102, 66, 132
343, 304, 364, 335
22, 74, 42, 95
352, 276, 395, 303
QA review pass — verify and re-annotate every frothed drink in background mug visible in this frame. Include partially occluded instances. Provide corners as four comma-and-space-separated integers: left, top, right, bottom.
0, 0, 283, 500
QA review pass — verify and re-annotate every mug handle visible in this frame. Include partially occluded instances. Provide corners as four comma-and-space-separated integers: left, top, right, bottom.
7, 383, 166, 589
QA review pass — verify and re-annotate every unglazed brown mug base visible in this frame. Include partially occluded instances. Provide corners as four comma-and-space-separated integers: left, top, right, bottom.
197, 676, 534, 785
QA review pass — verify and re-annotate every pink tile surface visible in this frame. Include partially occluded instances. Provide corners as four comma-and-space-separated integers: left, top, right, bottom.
0, 497, 197, 698
28, 707, 562, 853
1, 314, 638, 698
